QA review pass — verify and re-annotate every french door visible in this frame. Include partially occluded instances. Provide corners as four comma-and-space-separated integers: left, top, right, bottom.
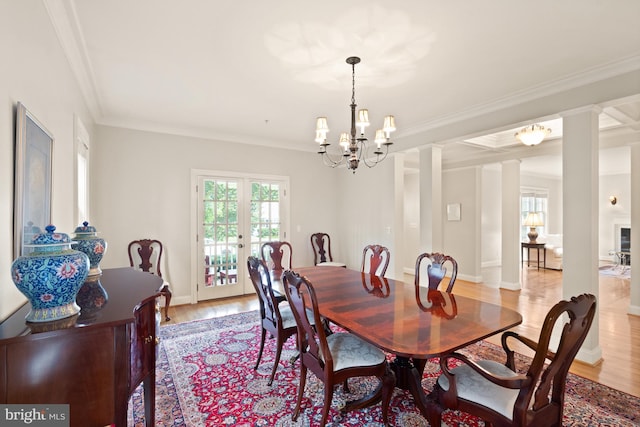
192, 171, 289, 301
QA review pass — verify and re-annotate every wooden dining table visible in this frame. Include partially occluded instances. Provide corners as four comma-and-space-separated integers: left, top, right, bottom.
273, 266, 523, 419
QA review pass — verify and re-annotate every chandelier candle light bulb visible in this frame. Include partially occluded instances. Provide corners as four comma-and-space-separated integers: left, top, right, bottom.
315, 56, 395, 172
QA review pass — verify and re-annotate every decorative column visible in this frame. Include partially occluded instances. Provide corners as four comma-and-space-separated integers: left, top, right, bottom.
393, 153, 406, 280
562, 106, 602, 364
500, 159, 521, 290
419, 144, 443, 252
629, 141, 640, 315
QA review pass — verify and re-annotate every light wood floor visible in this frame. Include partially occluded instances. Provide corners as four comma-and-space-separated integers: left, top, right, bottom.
168, 266, 640, 398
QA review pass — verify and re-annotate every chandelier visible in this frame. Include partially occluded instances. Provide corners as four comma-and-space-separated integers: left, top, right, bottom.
314, 56, 395, 173
515, 124, 551, 146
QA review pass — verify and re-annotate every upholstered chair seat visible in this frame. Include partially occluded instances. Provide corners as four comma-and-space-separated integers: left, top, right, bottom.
317, 261, 347, 267
279, 303, 315, 330
322, 333, 387, 371
437, 359, 522, 420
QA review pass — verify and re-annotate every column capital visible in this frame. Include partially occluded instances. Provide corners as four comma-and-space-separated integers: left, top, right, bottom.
417, 142, 445, 151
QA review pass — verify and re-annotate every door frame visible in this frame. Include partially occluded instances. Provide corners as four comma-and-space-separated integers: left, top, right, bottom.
189, 169, 290, 304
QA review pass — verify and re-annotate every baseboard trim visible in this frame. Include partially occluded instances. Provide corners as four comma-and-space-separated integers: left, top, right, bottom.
576, 346, 603, 366
629, 304, 640, 316
458, 273, 482, 283
481, 260, 501, 268
499, 281, 522, 290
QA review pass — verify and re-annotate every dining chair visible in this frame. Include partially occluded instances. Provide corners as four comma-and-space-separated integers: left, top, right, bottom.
361, 244, 390, 277
261, 241, 293, 273
247, 256, 297, 386
282, 269, 395, 426
310, 232, 346, 267
128, 238, 172, 321
414, 252, 458, 292
427, 293, 597, 427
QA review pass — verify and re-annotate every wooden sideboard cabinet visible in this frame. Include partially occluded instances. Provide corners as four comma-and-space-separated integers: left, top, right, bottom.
0, 267, 163, 427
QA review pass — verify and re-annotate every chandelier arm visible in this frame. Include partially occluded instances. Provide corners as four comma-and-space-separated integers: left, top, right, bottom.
319, 150, 346, 168
360, 144, 390, 168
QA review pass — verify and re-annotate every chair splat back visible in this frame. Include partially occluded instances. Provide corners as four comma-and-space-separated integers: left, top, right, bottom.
310, 232, 333, 265
282, 270, 327, 370
519, 293, 597, 417
415, 252, 458, 292
128, 239, 163, 277
361, 244, 390, 277
261, 241, 293, 272
128, 238, 172, 321
248, 256, 281, 326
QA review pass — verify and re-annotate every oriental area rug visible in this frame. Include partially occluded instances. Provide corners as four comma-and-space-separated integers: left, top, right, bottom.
129, 311, 639, 426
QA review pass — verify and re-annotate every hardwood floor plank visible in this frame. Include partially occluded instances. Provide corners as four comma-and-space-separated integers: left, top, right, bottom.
168, 266, 640, 397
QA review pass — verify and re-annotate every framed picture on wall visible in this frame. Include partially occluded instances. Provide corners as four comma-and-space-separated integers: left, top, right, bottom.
14, 102, 54, 258
447, 203, 461, 221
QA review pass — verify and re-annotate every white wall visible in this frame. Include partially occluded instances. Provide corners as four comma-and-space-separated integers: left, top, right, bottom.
336, 158, 397, 277
0, 1, 94, 320
403, 171, 420, 273
91, 125, 340, 304
443, 167, 482, 282
481, 166, 502, 267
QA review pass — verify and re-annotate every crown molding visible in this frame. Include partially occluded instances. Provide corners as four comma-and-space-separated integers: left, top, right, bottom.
400, 54, 640, 139
43, 0, 102, 121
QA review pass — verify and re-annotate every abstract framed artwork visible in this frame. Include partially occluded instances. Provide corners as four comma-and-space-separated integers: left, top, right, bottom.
14, 102, 54, 257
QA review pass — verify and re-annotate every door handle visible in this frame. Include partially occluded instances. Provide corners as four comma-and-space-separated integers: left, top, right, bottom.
238, 244, 244, 248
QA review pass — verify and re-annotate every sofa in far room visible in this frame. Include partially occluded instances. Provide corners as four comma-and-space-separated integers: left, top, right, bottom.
529, 234, 563, 270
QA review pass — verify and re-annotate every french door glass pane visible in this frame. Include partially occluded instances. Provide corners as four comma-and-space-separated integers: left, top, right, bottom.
250, 182, 282, 260
203, 179, 239, 287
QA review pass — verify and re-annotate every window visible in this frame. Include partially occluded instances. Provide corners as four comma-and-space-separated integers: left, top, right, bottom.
520, 189, 547, 241
74, 115, 90, 225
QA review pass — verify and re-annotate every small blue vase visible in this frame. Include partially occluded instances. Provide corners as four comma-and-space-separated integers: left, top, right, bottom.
72, 221, 107, 277
11, 224, 90, 322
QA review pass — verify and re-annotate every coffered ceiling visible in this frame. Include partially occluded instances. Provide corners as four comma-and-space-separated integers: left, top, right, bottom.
44, 0, 640, 176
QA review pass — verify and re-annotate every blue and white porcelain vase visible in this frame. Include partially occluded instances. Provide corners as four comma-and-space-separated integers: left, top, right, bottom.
11, 224, 90, 323
72, 221, 107, 277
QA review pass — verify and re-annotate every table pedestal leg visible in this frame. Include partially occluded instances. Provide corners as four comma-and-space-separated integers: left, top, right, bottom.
390, 356, 431, 419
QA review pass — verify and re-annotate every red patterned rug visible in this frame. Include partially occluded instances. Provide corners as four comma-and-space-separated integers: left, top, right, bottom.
129, 311, 639, 426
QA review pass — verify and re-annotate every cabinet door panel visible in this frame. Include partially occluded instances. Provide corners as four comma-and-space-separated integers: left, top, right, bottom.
5, 328, 116, 426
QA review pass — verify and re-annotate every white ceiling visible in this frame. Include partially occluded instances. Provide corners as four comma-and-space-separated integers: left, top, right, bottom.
45, 0, 640, 176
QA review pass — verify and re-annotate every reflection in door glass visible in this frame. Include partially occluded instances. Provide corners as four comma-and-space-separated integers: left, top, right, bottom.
203, 179, 239, 287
